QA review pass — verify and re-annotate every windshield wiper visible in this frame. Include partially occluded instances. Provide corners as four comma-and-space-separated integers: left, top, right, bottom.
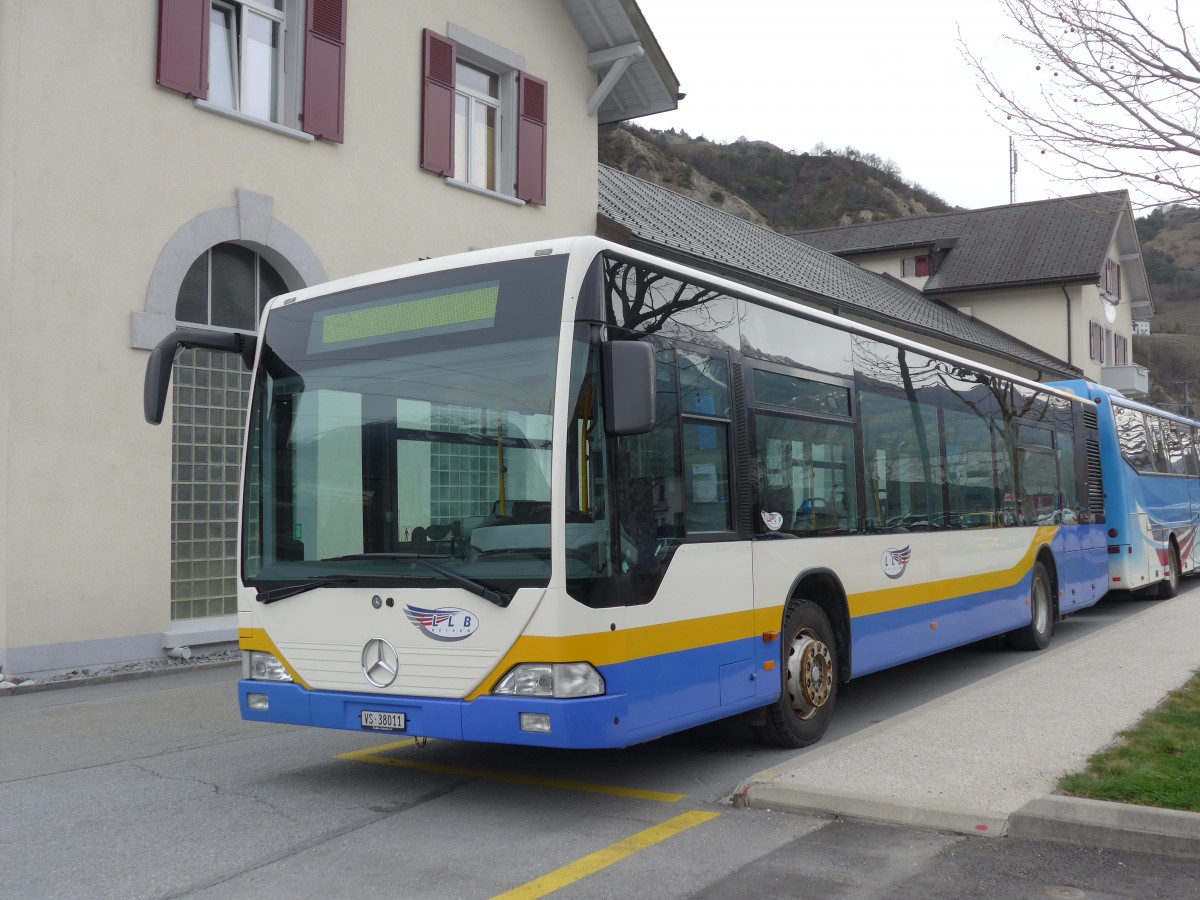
325, 553, 510, 607
256, 576, 368, 604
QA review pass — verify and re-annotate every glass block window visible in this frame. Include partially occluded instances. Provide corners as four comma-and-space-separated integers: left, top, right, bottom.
171, 244, 286, 620
171, 349, 251, 619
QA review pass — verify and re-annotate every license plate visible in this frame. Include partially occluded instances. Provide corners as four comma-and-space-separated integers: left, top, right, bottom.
360, 710, 407, 732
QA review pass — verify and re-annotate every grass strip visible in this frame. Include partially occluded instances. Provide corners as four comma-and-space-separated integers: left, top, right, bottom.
1057, 669, 1200, 813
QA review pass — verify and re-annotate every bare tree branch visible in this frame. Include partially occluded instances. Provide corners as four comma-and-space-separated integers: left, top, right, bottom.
960, 0, 1200, 205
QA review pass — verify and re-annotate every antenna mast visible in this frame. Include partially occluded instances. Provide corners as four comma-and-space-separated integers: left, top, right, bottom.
1009, 137, 1018, 204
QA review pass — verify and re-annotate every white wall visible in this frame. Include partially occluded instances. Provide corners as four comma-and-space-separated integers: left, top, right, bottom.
1, 0, 604, 673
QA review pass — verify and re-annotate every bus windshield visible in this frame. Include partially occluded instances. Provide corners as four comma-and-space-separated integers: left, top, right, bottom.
242, 255, 569, 598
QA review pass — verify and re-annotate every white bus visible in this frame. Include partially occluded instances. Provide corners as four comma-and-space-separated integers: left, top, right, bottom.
145, 236, 1110, 749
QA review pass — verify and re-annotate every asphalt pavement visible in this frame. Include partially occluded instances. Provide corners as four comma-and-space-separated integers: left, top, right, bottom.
739, 583, 1200, 858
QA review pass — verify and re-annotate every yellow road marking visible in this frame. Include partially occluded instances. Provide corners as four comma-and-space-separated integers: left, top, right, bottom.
337, 740, 685, 803
490, 810, 721, 900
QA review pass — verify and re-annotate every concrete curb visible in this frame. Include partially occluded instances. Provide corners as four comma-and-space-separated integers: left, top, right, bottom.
0, 659, 239, 696
743, 781, 1012, 837
1009, 795, 1200, 859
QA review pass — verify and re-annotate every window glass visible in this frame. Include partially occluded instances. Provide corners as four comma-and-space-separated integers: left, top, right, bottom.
207, 1, 286, 124
753, 369, 850, 417
614, 345, 683, 591
1182, 425, 1200, 476
176, 243, 285, 332
1057, 432, 1079, 521
209, 5, 237, 110
242, 9, 280, 121
602, 257, 740, 349
1113, 405, 1154, 472
943, 406, 998, 527
860, 391, 944, 530
679, 350, 730, 418
454, 61, 501, 191
211, 243, 258, 331
683, 422, 731, 532
1018, 424, 1054, 449
1145, 415, 1174, 473
739, 301, 853, 378
1018, 448, 1058, 525
756, 413, 857, 535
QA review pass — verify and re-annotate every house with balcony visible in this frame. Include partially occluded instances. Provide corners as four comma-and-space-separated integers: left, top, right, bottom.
0, 0, 678, 676
790, 193, 1154, 397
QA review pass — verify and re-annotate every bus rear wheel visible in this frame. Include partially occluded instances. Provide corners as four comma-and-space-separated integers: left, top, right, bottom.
1158, 544, 1181, 599
1006, 561, 1054, 651
753, 599, 837, 748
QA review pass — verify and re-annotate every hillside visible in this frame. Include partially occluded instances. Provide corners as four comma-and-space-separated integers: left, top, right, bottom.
599, 124, 956, 232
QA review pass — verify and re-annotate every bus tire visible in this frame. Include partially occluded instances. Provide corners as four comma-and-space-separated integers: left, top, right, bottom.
752, 599, 837, 748
1006, 561, 1054, 651
1158, 544, 1181, 599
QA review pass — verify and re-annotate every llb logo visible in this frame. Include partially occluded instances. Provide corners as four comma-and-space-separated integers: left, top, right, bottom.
404, 605, 479, 642
881, 546, 911, 579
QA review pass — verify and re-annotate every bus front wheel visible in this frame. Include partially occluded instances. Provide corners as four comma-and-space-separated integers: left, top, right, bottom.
753, 599, 837, 748
1006, 561, 1054, 651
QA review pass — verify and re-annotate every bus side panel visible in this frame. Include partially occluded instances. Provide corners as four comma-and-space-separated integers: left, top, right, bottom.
849, 571, 1032, 677
1059, 522, 1108, 610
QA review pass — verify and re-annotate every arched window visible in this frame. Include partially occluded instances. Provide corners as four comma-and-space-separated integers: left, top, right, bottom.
176, 242, 287, 332
171, 243, 286, 621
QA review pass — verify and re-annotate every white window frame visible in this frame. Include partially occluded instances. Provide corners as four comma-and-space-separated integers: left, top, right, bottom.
454, 60, 503, 192
445, 24, 523, 202
207, 0, 304, 130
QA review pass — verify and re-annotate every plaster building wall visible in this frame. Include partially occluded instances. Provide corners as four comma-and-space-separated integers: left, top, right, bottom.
1, 0, 604, 675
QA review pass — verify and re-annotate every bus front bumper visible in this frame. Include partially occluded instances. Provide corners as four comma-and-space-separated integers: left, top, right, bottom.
239, 679, 630, 749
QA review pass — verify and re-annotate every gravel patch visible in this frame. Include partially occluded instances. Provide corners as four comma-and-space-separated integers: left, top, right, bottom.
0, 649, 241, 695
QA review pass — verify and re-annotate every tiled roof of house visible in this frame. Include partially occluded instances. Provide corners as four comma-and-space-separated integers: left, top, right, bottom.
792, 192, 1129, 294
596, 165, 1079, 378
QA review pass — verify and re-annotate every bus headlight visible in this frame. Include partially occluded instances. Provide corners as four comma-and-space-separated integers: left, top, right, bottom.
493, 662, 604, 698
243, 651, 293, 682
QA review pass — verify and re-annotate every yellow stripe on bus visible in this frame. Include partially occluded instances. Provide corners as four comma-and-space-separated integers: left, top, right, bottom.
848, 527, 1056, 617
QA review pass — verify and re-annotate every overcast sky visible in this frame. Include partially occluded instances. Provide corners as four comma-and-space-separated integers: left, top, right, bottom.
633, 0, 1079, 210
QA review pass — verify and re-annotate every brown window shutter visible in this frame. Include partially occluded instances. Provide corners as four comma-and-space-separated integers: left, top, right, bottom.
421, 30, 456, 175
156, 0, 208, 99
302, 0, 347, 143
516, 72, 547, 206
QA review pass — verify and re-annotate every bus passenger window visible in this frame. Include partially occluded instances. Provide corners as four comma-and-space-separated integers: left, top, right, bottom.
754, 412, 857, 535
683, 422, 730, 532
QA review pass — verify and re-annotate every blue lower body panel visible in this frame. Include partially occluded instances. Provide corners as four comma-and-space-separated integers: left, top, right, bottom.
239, 635, 774, 749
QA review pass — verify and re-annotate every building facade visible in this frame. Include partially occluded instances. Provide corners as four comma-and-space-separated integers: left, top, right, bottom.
792, 193, 1154, 396
0, 0, 677, 676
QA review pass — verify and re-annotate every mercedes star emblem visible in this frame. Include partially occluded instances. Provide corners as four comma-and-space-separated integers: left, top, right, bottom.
361, 637, 399, 688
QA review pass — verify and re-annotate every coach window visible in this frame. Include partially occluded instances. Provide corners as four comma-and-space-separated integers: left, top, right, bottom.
1113, 406, 1154, 472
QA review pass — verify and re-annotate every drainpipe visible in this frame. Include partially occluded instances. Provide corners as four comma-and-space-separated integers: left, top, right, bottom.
1061, 283, 1073, 366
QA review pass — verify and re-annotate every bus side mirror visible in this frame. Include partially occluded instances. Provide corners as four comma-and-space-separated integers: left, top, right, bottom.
144, 330, 256, 425
602, 340, 656, 436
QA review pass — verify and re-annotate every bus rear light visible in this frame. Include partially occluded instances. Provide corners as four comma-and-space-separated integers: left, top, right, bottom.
1107, 528, 1119, 538
494, 662, 604, 698
1107, 546, 1121, 554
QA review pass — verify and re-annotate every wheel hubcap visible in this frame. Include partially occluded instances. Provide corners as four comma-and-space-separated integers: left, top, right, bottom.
1032, 578, 1049, 634
785, 628, 833, 720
